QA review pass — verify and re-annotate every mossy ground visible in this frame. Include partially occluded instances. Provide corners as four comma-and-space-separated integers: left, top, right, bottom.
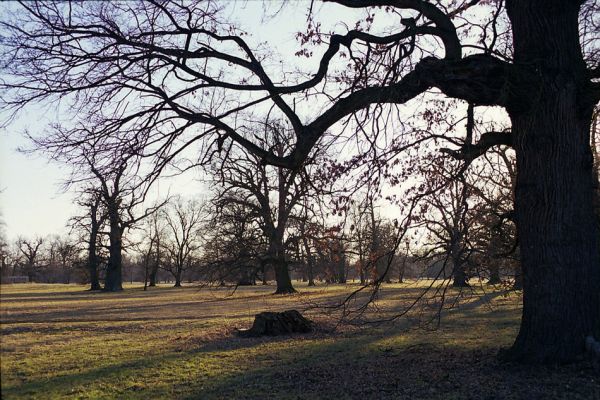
1, 282, 598, 399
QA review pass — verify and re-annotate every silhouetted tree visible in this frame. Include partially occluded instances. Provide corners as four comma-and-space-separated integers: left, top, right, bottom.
15, 236, 44, 282
161, 198, 205, 287
70, 188, 107, 290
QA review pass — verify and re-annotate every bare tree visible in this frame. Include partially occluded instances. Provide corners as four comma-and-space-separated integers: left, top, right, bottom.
209, 124, 321, 293
468, 146, 518, 286
15, 236, 44, 282
419, 169, 473, 288
62, 144, 164, 291
69, 188, 107, 290
203, 192, 267, 286
47, 235, 79, 284
87, 154, 144, 291
161, 197, 205, 287
148, 211, 167, 287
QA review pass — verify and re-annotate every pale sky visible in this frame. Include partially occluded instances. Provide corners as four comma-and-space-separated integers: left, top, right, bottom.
0, 1, 365, 241
1, 119, 75, 241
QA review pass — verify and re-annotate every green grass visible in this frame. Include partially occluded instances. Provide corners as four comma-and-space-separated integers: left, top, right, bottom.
1, 282, 598, 399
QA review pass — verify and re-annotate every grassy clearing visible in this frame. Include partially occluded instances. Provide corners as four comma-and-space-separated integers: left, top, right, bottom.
1, 282, 598, 400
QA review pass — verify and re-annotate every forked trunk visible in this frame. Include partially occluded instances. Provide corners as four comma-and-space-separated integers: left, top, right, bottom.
504, 0, 600, 363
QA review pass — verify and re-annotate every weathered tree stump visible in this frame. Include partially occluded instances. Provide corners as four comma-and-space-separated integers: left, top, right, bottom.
237, 310, 312, 337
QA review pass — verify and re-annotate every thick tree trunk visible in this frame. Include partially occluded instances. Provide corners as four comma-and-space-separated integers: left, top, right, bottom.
26, 266, 34, 283
450, 238, 469, 287
88, 259, 101, 291
270, 233, 295, 294
174, 269, 182, 287
148, 265, 158, 287
504, 0, 600, 363
88, 226, 101, 291
307, 260, 315, 287
488, 264, 501, 285
104, 208, 123, 292
273, 258, 295, 294
452, 263, 469, 288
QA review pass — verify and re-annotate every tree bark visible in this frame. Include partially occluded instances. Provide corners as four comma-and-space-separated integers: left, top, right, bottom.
104, 204, 123, 292
504, 0, 600, 363
273, 258, 295, 294
270, 231, 296, 294
88, 244, 101, 291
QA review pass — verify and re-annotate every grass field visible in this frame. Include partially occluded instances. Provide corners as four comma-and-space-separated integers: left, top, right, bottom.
1, 282, 598, 399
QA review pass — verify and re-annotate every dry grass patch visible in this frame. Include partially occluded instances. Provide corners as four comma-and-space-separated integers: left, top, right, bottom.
1, 282, 598, 399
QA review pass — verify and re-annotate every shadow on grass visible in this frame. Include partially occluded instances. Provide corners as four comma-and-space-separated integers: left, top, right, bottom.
1, 328, 322, 399
5, 322, 597, 400
2, 286, 597, 400
186, 338, 599, 400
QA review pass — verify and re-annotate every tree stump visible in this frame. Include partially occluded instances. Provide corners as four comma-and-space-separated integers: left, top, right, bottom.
237, 310, 312, 337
